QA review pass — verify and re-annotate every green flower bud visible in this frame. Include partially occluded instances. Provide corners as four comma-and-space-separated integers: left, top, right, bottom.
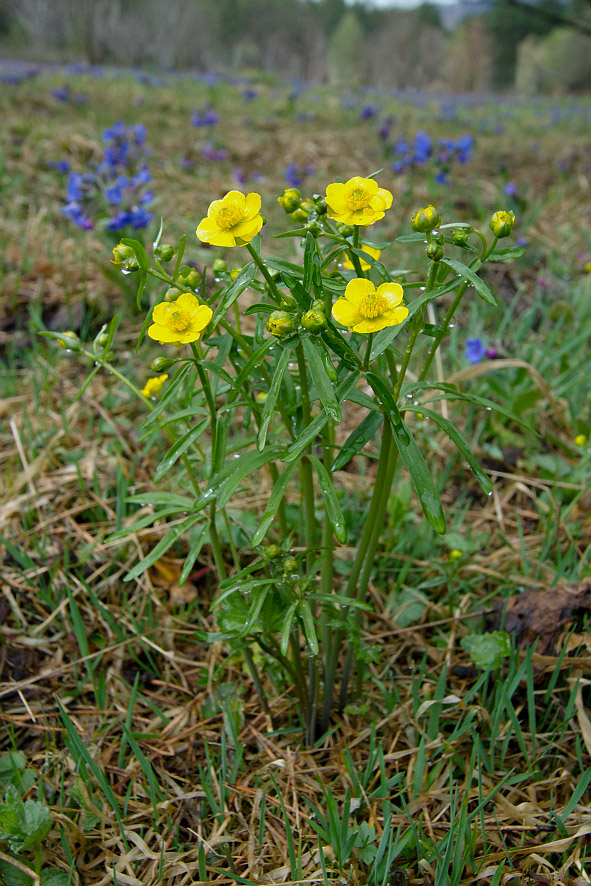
301, 308, 327, 333
123, 257, 140, 272
337, 223, 354, 238
291, 207, 308, 224
229, 267, 242, 281
313, 194, 328, 215
411, 205, 441, 233
58, 330, 80, 351
305, 221, 322, 237
151, 356, 176, 371
212, 259, 228, 274
283, 557, 298, 575
489, 210, 515, 238
452, 229, 470, 247
261, 543, 281, 562
184, 269, 201, 288
266, 310, 300, 338
154, 243, 175, 262
278, 188, 302, 213
112, 243, 135, 264
94, 331, 109, 349
165, 287, 181, 302
426, 241, 445, 262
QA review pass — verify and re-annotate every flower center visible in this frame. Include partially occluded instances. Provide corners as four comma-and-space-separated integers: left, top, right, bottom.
217, 205, 243, 229
359, 294, 388, 318
169, 309, 190, 332
346, 187, 370, 211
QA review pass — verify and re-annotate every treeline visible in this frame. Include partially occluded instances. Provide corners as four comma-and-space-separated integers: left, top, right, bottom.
1, 0, 590, 92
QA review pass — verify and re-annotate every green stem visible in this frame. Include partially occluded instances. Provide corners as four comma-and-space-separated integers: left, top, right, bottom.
320, 419, 393, 731
419, 239, 498, 382
296, 343, 316, 574
242, 645, 273, 723
363, 333, 374, 371
348, 226, 366, 278
245, 242, 284, 304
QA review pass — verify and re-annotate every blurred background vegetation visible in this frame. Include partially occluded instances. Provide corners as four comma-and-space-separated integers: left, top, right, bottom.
0, 0, 590, 92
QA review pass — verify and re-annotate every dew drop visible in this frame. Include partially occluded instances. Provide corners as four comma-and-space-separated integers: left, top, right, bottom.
487, 491, 493, 497
232, 453, 240, 458
406, 393, 413, 399
448, 323, 455, 328
413, 399, 419, 405
486, 406, 492, 411
419, 286, 426, 291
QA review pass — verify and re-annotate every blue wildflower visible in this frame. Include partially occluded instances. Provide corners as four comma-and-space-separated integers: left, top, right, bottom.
465, 338, 487, 364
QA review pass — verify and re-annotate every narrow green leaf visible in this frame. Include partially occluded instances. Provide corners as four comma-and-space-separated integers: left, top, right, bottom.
126, 492, 195, 509
153, 419, 209, 483
199, 447, 283, 510
405, 406, 493, 495
332, 412, 383, 471
124, 513, 205, 581
121, 237, 150, 271
210, 263, 256, 331
487, 246, 525, 262
442, 258, 497, 306
143, 362, 194, 427
178, 522, 209, 586
243, 302, 277, 316
280, 601, 299, 656
258, 348, 291, 450
367, 373, 445, 534
302, 337, 341, 421
106, 506, 181, 543
252, 461, 297, 546
308, 455, 347, 543
299, 600, 319, 655
234, 339, 274, 386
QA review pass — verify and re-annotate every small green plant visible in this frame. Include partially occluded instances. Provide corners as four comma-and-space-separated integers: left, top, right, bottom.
0, 758, 70, 886
44, 175, 524, 741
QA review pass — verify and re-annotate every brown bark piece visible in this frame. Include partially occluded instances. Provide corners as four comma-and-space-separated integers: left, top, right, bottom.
488, 579, 591, 654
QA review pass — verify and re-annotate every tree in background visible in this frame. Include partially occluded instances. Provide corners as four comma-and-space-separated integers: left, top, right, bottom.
443, 16, 493, 91
486, 0, 563, 88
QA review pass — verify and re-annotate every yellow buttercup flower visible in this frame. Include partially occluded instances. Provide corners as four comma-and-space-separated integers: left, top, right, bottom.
141, 374, 169, 398
148, 292, 213, 345
575, 434, 587, 446
332, 278, 408, 334
343, 245, 381, 271
325, 176, 393, 226
196, 190, 263, 247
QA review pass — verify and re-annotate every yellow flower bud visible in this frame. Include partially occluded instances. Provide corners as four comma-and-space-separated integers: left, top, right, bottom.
575, 434, 587, 446
58, 330, 80, 351
489, 210, 515, 238
277, 188, 302, 213
112, 243, 135, 264
411, 204, 441, 233
266, 310, 299, 338
449, 549, 463, 561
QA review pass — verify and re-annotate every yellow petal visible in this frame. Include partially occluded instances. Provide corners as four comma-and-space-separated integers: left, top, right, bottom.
332, 298, 363, 328
244, 192, 262, 218
346, 176, 378, 196
376, 283, 404, 308
344, 277, 376, 307
325, 182, 347, 213
191, 304, 213, 330
382, 306, 409, 326
179, 330, 203, 343
176, 292, 200, 313
148, 323, 184, 343
152, 302, 173, 324
233, 214, 263, 242
352, 317, 390, 333
373, 187, 393, 210
196, 217, 221, 241
221, 190, 246, 211
206, 199, 222, 219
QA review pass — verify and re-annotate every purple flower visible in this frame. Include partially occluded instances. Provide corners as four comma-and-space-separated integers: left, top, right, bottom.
284, 162, 314, 188
242, 88, 258, 101
504, 182, 517, 197
191, 106, 219, 127
465, 338, 487, 364
200, 143, 228, 161
181, 157, 195, 169
51, 86, 69, 102
359, 104, 378, 120
47, 159, 70, 173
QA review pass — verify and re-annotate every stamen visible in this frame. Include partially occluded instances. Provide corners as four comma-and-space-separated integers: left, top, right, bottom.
359, 294, 387, 318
